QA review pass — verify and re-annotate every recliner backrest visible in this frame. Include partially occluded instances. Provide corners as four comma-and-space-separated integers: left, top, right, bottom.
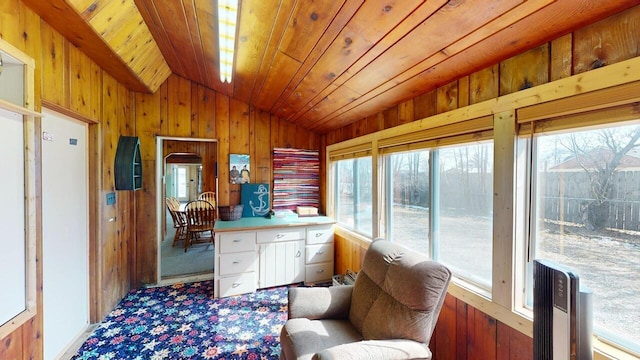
349, 240, 452, 345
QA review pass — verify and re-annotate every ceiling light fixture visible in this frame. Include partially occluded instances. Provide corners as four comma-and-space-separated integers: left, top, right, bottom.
218, 0, 239, 83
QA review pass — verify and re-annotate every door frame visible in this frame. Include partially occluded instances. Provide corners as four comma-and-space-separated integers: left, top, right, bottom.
155, 136, 218, 286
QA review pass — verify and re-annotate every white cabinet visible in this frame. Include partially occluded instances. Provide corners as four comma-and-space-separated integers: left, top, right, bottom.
213, 218, 335, 298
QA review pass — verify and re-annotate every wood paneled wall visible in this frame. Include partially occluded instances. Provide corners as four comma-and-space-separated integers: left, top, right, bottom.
327, 7, 640, 360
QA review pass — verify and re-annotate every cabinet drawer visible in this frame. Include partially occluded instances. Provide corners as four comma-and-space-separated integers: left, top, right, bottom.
306, 225, 334, 245
257, 228, 305, 243
306, 244, 333, 264
219, 272, 256, 298
305, 262, 334, 283
219, 251, 256, 276
219, 232, 255, 253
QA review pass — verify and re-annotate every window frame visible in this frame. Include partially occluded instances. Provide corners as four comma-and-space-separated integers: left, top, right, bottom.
515, 112, 640, 354
326, 56, 640, 358
0, 39, 39, 339
381, 140, 496, 294
333, 156, 374, 237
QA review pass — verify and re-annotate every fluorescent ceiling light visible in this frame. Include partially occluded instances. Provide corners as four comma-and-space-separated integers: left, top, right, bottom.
218, 0, 238, 83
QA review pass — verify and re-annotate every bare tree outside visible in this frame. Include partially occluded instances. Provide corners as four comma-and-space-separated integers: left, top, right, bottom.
562, 127, 640, 230
535, 123, 640, 349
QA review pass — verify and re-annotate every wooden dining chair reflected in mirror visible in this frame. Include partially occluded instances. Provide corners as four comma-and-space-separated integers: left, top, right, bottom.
184, 199, 216, 252
165, 197, 187, 247
198, 191, 216, 210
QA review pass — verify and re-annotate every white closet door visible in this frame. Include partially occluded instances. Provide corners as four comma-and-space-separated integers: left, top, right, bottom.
42, 110, 89, 359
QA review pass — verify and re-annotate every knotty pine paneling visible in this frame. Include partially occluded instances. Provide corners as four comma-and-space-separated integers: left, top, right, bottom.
40, 21, 67, 107
229, 98, 250, 155
68, 44, 101, 121
254, 109, 272, 184
470, 65, 499, 105
98, 72, 133, 320
194, 84, 216, 138
398, 99, 415, 126
382, 106, 399, 129
436, 80, 459, 114
573, 5, 640, 75
132, 90, 161, 286
413, 90, 437, 121
216, 93, 231, 206
500, 44, 550, 96
167, 75, 192, 137
550, 34, 573, 82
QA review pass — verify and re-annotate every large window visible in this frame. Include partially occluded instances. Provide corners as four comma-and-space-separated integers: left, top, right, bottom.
334, 157, 373, 237
436, 144, 493, 288
386, 150, 430, 253
386, 143, 493, 289
526, 122, 640, 352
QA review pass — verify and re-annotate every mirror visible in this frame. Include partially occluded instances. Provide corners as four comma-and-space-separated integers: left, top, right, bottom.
157, 138, 218, 283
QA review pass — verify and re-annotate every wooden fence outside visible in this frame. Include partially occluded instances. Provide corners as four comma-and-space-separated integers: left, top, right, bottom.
541, 171, 640, 231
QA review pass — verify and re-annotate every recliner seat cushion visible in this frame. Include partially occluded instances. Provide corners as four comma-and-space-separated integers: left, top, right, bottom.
280, 318, 363, 360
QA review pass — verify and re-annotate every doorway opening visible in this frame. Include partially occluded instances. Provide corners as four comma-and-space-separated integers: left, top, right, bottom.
156, 137, 218, 285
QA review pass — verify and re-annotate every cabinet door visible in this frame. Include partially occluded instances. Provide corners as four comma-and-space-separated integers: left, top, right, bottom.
258, 240, 305, 288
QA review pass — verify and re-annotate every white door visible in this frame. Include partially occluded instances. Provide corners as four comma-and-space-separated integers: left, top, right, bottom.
42, 110, 89, 359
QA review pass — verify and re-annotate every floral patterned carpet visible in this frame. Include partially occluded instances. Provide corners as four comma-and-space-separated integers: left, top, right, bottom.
72, 281, 289, 359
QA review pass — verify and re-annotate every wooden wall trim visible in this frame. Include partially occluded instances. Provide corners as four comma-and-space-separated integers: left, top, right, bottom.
42, 99, 99, 124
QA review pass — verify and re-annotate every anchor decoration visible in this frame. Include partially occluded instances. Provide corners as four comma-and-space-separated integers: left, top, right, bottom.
248, 184, 270, 216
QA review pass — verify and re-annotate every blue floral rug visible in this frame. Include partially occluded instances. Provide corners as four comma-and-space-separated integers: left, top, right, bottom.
73, 281, 288, 359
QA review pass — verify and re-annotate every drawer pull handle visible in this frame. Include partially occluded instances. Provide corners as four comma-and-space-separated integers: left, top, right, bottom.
316, 269, 324, 273
276, 234, 285, 238
296, 250, 301, 257
315, 233, 322, 237
233, 239, 241, 243
232, 282, 241, 288
317, 250, 324, 254
233, 260, 241, 264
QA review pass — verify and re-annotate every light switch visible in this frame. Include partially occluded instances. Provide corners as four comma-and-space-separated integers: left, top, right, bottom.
106, 192, 116, 205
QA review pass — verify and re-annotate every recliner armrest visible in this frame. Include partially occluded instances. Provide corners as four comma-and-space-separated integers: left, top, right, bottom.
288, 285, 353, 320
313, 339, 432, 360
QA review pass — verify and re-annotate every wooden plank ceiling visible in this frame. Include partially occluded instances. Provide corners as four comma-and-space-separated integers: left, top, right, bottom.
23, 0, 637, 133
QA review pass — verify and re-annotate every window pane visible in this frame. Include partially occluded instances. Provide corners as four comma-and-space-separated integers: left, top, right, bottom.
436, 143, 493, 289
335, 158, 372, 236
386, 150, 430, 253
177, 167, 188, 198
530, 123, 640, 351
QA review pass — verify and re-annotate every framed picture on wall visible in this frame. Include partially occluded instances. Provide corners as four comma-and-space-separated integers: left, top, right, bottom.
230, 153, 250, 184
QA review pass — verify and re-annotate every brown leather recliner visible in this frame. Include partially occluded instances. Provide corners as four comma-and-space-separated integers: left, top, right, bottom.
280, 239, 452, 360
